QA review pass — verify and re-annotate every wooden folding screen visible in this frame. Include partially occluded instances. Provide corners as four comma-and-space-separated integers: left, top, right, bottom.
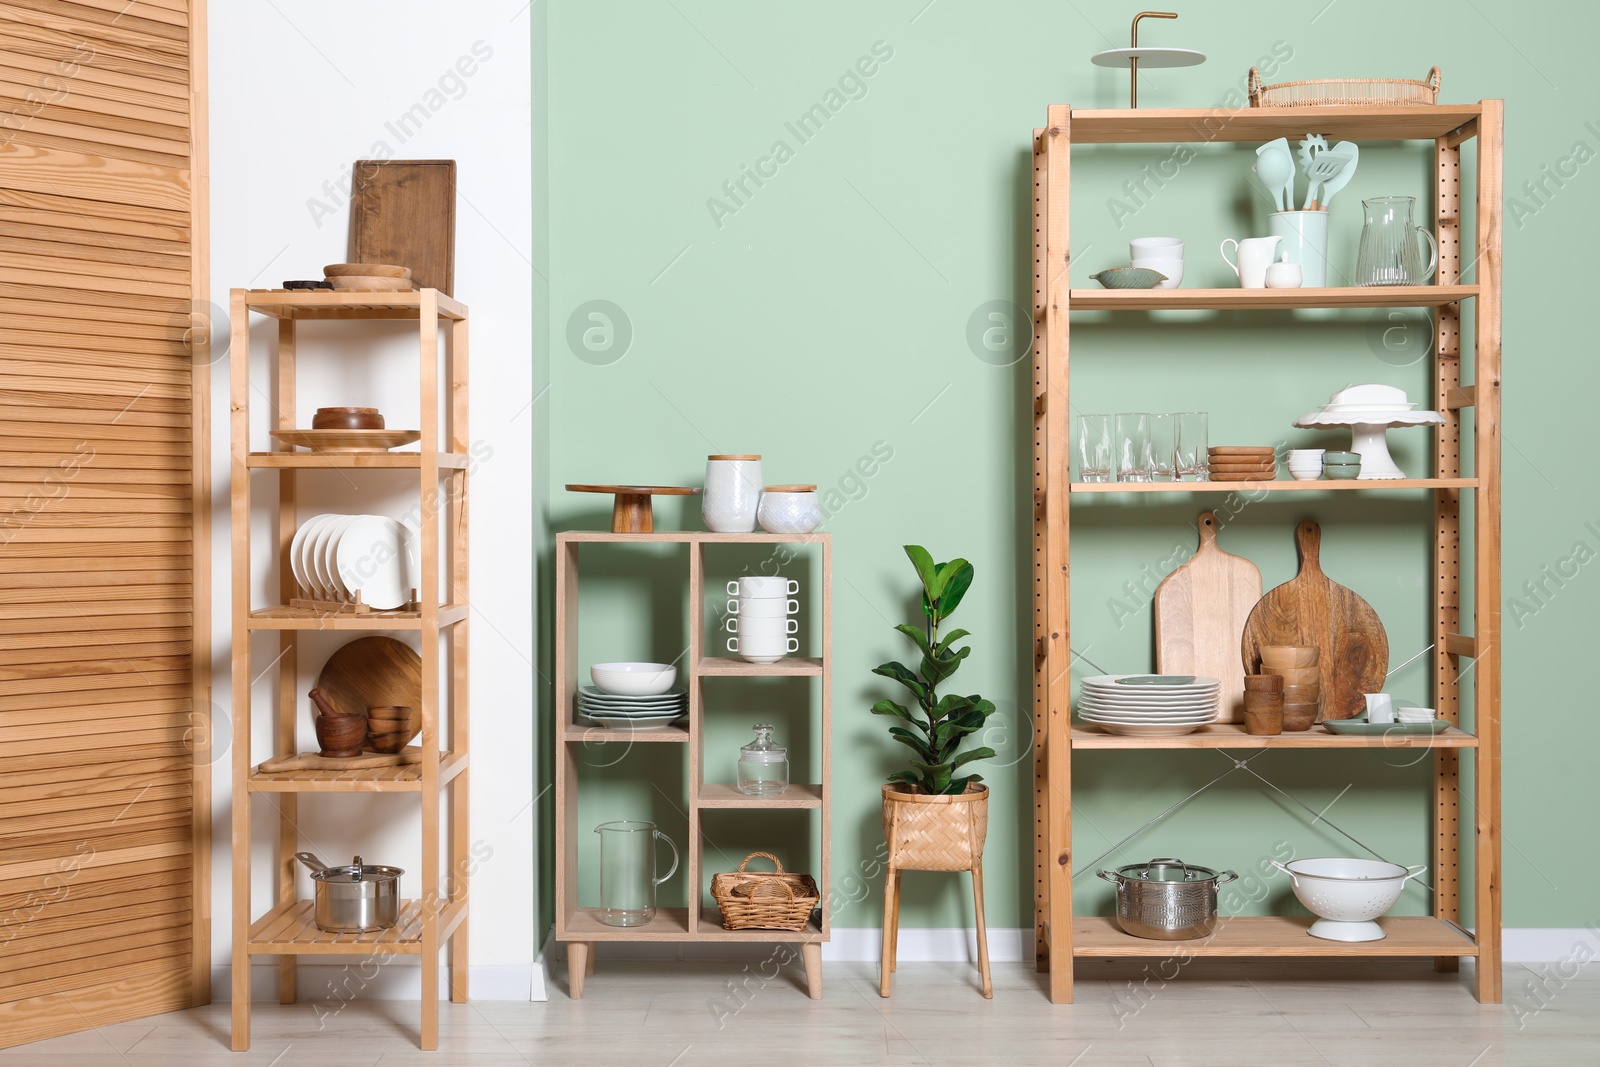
0, 0, 209, 1046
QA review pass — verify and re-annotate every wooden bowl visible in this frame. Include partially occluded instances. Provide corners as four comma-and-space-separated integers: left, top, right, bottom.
1243, 673, 1285, 692
328, 275, 417, 292
314, 712, 368, 758
1260, 645, 1319, 669
365, 705, 420, 753
1244, 691, 1284, 712
324, 263, 412, 278
1280, 683, 1321, 704
1281, 702, 1320, 731
312, 406, 385, 430
1265, 665, 1320, 686
1244, 707, 1284, 736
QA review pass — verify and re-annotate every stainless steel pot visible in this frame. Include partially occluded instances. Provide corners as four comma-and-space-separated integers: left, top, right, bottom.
296, 852, 402, 933
1098, 857, 1237, 940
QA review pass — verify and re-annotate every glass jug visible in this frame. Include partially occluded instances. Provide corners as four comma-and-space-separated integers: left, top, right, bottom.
594, 820, 679, 927
1355, 196, 1438, 286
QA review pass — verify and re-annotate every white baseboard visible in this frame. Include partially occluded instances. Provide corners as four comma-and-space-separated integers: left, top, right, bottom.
212, 963, 537, 1001
1502, 927, 1600, 963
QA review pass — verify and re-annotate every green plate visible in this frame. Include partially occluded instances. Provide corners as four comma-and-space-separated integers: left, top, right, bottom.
1322, 718, 1449, 735
1114, 675, 1198, 686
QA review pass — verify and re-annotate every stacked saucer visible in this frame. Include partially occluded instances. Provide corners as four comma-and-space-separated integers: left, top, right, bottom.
1076, 674, 1221, 736
576, 686, 687, 730
1206, 446, 1276, 481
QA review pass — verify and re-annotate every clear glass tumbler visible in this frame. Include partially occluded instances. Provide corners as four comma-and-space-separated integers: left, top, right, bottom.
1146, 413, 1176, 481
1075, 413, 1113, 483
1115, 412, 1150, 482
1176, 412, 1209, 481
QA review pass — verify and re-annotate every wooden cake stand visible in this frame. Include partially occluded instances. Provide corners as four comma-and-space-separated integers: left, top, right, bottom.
565, 484, 700, 533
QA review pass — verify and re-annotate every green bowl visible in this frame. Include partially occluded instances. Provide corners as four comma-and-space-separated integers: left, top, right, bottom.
1322, 451, 1360, 463
1323, 464, 1361, 480
1090, 267, 1167, 289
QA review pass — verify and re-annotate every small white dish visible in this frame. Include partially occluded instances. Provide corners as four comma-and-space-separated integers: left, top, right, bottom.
313, 516, 359, 601
591, 662, 678, 696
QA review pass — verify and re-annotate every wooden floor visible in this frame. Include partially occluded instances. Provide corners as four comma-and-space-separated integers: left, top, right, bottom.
0, 959, 1592, 1065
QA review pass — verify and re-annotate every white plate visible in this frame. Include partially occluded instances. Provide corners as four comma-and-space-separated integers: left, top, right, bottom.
291, 514, 335, 598
312, 516, 359, 601
1079, 690, 1218, 703
337, 515, 411, 610
1079, 713, 1219, 726
578, 685, 687, 703
1083, 674, 1220, 692
1083, 720, 1210, 737
581, 714, 686, 730
1078, 695, 1218, 709
577, 701, 688, 716
1078, 707, 1218, 720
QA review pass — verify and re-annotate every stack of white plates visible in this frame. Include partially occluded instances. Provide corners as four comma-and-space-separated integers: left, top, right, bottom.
1077, 674, 1221, 736
576, 686, 687, 730
289, 513, 419, 610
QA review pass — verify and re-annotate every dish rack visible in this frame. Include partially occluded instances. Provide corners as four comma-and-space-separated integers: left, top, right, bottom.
1249, 66, 1440, 108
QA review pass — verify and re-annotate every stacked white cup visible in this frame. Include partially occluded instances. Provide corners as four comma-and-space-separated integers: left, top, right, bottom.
1131, 236, 1184, 289
1287, 449, 1325, 481
725, 577, 799, 664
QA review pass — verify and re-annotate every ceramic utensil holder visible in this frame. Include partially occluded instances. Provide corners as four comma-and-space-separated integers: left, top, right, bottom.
1269, 210, 1331, 287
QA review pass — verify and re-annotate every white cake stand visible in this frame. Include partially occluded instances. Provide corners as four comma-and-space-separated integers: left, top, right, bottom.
1293, 408, 1446, 480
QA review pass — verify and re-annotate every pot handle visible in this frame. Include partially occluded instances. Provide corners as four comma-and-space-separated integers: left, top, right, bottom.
1268, 859, 1298, 889
294, 851, 328, 874
1096, 869, 1122, 885
1214, 870, 1239, 886
1402, 863, 1428, 884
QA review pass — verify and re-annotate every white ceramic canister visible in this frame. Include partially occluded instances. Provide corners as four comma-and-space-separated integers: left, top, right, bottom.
702, 454, 763, 533
756, 484, 821, 534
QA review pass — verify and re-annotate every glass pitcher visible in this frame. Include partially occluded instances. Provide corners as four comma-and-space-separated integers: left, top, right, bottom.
1355, 196, 1438, 286
594, 820, 679, 927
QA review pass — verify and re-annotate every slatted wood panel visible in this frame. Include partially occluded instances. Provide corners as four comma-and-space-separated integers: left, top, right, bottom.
0, 0, 207, 1048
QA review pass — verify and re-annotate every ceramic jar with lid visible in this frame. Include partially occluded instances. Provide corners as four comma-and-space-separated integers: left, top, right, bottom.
736, 724, 788, 796
703, 454, 763, 533
756, 484, 821, 534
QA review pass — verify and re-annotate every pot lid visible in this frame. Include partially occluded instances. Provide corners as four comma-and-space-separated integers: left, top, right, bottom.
1111, 857, 1220, 882
309, 854, 404, 883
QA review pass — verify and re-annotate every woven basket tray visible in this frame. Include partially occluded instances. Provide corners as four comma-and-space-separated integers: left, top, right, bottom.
710, 852, 819, 931
1249, 66, 1440, 108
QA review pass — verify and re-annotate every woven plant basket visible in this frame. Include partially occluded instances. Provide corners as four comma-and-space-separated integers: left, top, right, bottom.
881, 783, 989, 872
710, 852, 820, 931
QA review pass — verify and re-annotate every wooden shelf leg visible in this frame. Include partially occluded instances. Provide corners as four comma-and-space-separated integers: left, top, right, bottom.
972, 859, 993, 999
586, 944, 596, 975
880, 866, 900, 997
230, 951, 251, 1050
801, 941, 823, 1000
568, 943, 589, 999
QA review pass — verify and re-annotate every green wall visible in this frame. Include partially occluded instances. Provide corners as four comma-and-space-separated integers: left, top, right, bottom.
539, 0, 1600, 933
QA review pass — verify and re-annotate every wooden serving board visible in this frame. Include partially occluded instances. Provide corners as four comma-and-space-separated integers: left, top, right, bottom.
348, 160, 456, 294
315, 636, 422, 721
1241, 520, 1388, 719
1154, 512, 1262, 722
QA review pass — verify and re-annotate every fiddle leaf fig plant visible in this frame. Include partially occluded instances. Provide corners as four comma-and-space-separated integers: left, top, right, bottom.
871, 545, 996, 795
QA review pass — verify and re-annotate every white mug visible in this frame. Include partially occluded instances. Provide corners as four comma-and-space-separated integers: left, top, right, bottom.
1131, 237, 1183, 290
728, 577, 798, 597
727, 597, 798, 617
1363, 693, 1395, 723
703, 455, 763, 533
727, 635, 798, 661
725, 616, 798, 636
1220, 235, 1283, 289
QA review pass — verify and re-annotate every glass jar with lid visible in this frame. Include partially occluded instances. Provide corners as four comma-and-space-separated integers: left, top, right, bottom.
736, 724, 788, 796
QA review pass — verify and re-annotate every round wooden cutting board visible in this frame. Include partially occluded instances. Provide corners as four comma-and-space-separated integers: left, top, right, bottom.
314, 637, 422, 726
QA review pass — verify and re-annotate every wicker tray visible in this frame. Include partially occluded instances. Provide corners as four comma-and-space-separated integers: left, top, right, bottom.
710, 852, 819, 931
1249, 66, 1440, 108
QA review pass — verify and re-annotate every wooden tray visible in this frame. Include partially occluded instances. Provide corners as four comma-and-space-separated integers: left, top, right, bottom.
271, 429, 421, 453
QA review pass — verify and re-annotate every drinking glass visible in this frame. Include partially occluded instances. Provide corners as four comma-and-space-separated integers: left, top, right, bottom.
1176, 412, 1209, 481
1115, 412, 1150, 482
1146, 413, 1176, 481
1074, 413, 1113, 483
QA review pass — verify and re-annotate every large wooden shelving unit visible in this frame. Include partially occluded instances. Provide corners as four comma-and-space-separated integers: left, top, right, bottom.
1030, 104, 1502, 1003
554, 531, 831, 999
228, 289, 470, 1049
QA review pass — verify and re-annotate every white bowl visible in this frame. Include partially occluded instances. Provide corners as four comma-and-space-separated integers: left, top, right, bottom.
1272, 857, 1426, 941
590, 662, 677, 696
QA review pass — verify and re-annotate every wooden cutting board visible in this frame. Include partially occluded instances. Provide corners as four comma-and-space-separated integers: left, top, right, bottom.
349, 159, 456, 294
315, 636, 422, 722
1154, 511, 1262, 723
1241, 520, 1389, 719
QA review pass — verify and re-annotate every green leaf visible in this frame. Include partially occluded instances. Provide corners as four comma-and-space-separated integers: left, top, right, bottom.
932, 693, 976, 719
938, 561, 974, 617
904, 545, 944, 600
934, 629, 970, 657
894, 623, 932, 659
888, 726, 932, 758
872, 662, 928, 705
946, 773, 983, 794
870, 698, 911, 720
950, 746, 997, 771
886, 770, 920, 787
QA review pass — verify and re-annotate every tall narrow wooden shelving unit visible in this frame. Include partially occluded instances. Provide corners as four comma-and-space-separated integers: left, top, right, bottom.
228, 289, 471, 1049
554, 531, 830, 999
1030, 103, 1502, 1003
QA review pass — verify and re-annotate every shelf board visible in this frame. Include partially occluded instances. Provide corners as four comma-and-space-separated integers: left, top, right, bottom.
559, 907, 691, 942
240, 288, 467, 321
247, 900, 427, 955
1068, 285, 1477, 310
247, 751, 466, 792
1071, 722, 1477, 749
557, 531, 830, 543
247, 451, 468, 470
694, 910, 826, 942
1070, 478, 1476, 494
1073, 915, 1477, 957
696, 783, 823, 809
1065, 105, 1483, 145
561, 722, 689, 743
246, 603, 469, 630
696, 656, 823, 677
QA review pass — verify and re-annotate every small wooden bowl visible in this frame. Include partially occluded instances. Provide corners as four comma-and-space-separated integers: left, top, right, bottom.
1260, 645, 1319, 669
312, 406, 385, 430
1281, 702, 1320, 731
1244, 707, 1284, 736
365, 705, 420, 754
1280, 683, 1321, 704
1244, 691, 1284, 713
314, 712, 368, 758
1243, 673, 1285, 692
1265, 665, 1320, 686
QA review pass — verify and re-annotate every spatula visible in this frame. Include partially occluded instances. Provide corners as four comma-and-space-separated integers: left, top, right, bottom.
1304, 147, 1354, 210
1314, 141, 1360, 210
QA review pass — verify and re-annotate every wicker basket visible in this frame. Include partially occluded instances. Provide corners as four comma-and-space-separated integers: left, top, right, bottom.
882, 782, 989, 872
1249, 66, 1440, 108
710, 852, 820, 931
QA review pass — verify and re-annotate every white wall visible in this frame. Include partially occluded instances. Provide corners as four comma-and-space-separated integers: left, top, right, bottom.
207, 1, 536, 998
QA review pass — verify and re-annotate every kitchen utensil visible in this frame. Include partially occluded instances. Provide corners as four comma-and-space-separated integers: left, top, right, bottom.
283, 279, 333, 290
725, 616, 799, 638
595, 820, 679, 927
1323, 463, 1361, 480
1271, 858, 1426, 942
728, 576, 799, 598
1397, 705, 1437, 722
703, 455, 764, 533
1089, 267, 1167, 289
1244, 691, 1284, 716
316, 636, 422, 723
1242, 522, 1388, 719
1265, 251, 1302, 288
726, 596, 797, 617
336, 515, 417, 610
1279, 683, 1321, 704
1253, 138, 1295, 213
290, 515, 333, 598
737, 724, 789, 796
1116, 412, 1150, 481
1269, 210, 1331, 286
323, 263, 413, 278
312, 407, 385, 430
1260, 644, 1318, 668
347, 160, 457, 294
1144, 413, 1176, 481
1363, 693, 1396, 723
326, 275, 416, 292
1294, 405, 1445, 479
256, 749, 422, 773
726, 634, 799, 663
296, 852, 402, 933
1249, 66, 1440, 107
1329, 385, 1408, 409
1316, 141, 1360, 209
1265, 665, 1319, 686
1323, 716, 1448, 736
1303, 145, 1353, 210
1088, 10, 1206, 109
309, 688, 367, 758
365, 705, 421, 753
576, 686, 687, 710
1219, 235, 1281, 288
1281, 702, 1319, 731
312, 516, 359, 600
1098, 858, 1237, 940
1075, 413, 1114, 482
757, 485, 821, 533
1176, 413, 1208, 480
564, 484, 701, 534
1130, 237, 1184, 289
1154, 512, 1262, 723
590, 662, 677, 696
1356, 195, 1438, 285
1243, 673, 1285, 692
271, 429, 422, 454
1245, 709, 1284, 735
